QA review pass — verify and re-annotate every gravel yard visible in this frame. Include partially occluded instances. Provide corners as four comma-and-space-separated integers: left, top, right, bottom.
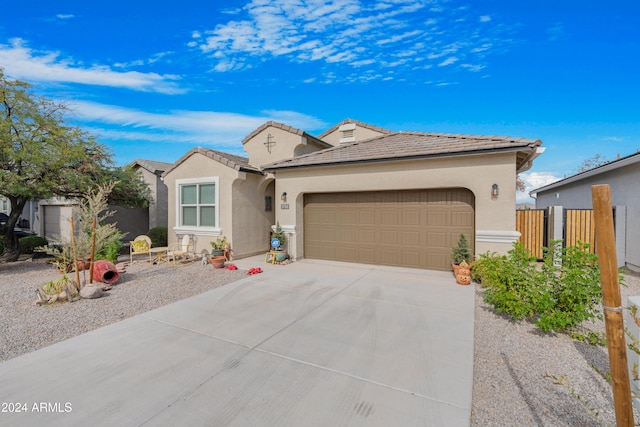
0, 256, 246, 363
1, 256, 639, 426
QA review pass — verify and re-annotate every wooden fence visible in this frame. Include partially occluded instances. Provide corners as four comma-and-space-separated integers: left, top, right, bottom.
564, 209, 596, 253
516, 209, 546, 259
516, 208, 598, 259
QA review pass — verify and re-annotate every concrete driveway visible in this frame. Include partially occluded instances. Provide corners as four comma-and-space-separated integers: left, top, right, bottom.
0, 258, 475, 426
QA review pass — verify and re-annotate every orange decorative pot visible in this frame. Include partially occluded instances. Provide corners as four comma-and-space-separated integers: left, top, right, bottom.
208, 256, 226, 269
93, 260, 120, 284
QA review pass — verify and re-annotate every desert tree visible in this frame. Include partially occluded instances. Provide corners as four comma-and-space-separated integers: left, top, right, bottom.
0, 68, 149, 262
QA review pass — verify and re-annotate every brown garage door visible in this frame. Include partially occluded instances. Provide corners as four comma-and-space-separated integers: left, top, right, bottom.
304, 189, 475, 271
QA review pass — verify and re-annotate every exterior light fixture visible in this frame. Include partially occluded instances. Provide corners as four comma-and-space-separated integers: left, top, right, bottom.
491, 184, 499, 199
281, 192, 287, 202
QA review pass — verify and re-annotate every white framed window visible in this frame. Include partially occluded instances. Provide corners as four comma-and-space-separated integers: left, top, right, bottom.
174, 177, 220, 235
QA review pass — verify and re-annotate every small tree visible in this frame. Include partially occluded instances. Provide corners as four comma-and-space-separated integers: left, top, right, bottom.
451, 233, 472, 265
38, 182, 124, 263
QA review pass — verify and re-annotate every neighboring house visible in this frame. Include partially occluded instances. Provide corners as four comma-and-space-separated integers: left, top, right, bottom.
130, 159, 172, 230
531, 151, 640, 273
32, 159, 172, 243
164, 119, 544, 271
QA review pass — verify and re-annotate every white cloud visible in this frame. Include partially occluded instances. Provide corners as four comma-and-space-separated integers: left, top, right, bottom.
193, 0, 509, 81
0, 38, 185, 94
518, 172, 561, 202
67, 100, 327, 147
56, 14, 75, 20
438, 56, 458, 67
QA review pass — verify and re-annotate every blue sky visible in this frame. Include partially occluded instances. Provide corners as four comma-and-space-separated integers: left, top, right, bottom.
1, 0, 638, 202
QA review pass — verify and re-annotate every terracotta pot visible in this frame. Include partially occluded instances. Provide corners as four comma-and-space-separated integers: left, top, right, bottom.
93, 260, 120, 284
456, 273, 471, 286
208, 256, 226, 269
75, 259, 92, 271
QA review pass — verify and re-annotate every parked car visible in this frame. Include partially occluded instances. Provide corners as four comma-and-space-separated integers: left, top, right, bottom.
0, 213, 36, 238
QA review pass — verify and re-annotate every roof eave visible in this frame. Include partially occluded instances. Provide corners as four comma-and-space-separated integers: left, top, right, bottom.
530, 152, 640, 196
263, 145, 539, 172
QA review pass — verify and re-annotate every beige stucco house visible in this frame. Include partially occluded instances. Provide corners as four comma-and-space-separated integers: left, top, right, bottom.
163, 119, 544, 271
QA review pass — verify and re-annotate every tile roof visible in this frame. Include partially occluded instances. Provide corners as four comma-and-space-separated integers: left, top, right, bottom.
130, 159, 174, 175
317, 118, 393, 140
263, 131, 542, 171
162, 147, 263, 177
241, 121, 332, 148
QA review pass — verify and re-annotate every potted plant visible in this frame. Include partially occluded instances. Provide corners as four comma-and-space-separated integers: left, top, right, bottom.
271, 223, 287, 262
209, 236, 229, 268
210, 236, 228, 257
451, 233, 473, 285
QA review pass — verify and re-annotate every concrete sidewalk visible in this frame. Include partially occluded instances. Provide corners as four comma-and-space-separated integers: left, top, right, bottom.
0, 258, 475, 426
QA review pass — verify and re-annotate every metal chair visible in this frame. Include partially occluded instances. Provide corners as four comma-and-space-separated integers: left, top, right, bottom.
129, 235, 153, 264
166, 235, 195, 266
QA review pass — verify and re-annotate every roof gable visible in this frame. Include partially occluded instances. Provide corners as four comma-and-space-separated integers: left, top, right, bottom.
162, 147, 262, 178
130, 159, 174, 175
318, 118, 392, 142
263, 131, 542, 172
241, 121, 330, 148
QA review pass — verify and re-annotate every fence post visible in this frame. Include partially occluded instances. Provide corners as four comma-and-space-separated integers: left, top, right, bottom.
592, 184, 634, 427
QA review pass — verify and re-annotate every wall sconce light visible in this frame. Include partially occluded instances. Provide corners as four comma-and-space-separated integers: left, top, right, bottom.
491, 184, 499, 199
281, 192, 287, 202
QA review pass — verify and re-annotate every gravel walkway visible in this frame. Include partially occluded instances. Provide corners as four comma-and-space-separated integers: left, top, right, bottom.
1, 256, 639, 425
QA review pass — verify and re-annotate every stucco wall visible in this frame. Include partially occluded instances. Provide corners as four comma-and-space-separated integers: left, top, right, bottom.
243, 127, 304, 168
136, 167, 168, 230
164, 152, 243, 255
243, 126, 326, 168
271, 152, 518, 260
231, 176, 275, 257
163, 152, 274, 258
536, 162, 640, 271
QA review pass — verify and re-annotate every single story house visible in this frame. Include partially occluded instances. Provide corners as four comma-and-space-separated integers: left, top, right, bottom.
163, 119, 544, 271
531, 151, 640, 273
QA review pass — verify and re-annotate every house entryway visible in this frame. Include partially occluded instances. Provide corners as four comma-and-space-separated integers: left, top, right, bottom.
303, 189, 475, 271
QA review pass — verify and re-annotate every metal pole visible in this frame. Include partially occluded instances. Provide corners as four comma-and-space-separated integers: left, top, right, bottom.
592, 184, 634, 426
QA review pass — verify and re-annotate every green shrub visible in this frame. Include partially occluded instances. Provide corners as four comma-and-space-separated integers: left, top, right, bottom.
19, 236, 49, 254
478, 240, 606, 333
96, 239, 123, 263
147, 227, 167, 247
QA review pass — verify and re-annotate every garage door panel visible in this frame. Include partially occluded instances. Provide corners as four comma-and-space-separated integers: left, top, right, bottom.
357, 210, 376, 225
380, 210, 399, 225
304, 189, 475, 271
337, 210, 356, 225
357, 248, 376, 264
358, 229, 377, 244
427, 212, 448, 227
401, 211, 420, 226
427, 252, 448, 268
401, 231, 420, 247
